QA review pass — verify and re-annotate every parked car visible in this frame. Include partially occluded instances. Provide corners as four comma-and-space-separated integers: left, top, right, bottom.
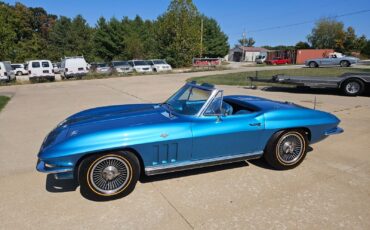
128, 60, 152, 73
94, 63, 111, 74
266, 57, 291, 65
0, 61, 16, 82
53, 62, 61, 74
305, 53, 359, 68
11, 63, 28, 76
36, 81, 343, 201
111, 61, 133, 73
255, 55, 267, 64
60, 56, 89, 79
26, 60, 55, 81
148, 59, 172, 72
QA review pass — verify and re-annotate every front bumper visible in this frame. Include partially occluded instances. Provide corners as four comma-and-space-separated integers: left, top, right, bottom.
36, 160, 74, 179
65, 72, 87, 77
325, 127, 344, 136
29, 76, 55, 80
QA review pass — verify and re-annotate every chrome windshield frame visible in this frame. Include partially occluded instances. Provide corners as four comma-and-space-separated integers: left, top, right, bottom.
162, 82, 222, 118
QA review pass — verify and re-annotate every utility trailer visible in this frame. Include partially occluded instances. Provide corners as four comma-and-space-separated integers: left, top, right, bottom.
249, 72, 370, 96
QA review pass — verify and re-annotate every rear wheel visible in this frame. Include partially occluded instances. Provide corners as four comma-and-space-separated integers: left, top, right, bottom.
341, 79, 365, 96
16, 71, 22, 76
78, 151, 140, 201
264, 130, 308, 170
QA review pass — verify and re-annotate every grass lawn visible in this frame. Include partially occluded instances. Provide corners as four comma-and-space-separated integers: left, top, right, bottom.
0, 96, 10, 112
187, 67, 370, 86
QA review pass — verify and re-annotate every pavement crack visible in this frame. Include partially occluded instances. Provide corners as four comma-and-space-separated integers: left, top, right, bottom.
100, 84, 150, 102
151, 183, 194, 229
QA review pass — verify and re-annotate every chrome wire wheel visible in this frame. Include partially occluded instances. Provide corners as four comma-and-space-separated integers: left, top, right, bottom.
89, 156, 130, 195
345, 82, 360, 94
276, 133, 304, 165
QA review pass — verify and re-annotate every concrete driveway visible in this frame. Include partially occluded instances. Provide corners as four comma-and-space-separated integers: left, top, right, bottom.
0, 70, 369, 229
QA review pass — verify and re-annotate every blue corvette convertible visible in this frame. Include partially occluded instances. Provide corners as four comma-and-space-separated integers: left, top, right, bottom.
37, 82, 343, 200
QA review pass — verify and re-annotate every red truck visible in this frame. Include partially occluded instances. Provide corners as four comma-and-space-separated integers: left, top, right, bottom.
266, 57, 291, 65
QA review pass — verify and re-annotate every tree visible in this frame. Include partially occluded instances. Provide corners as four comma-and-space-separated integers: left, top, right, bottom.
238, 37, 255, 47
0, 3, 17, 60
93, 17, 120, 62
69, 15, 94, 60
122, 15, 155, 59
343, 26, 357, 53
155, 0, 201, 67
308, 18, 346, 52
361, 40, 370, 57
295, 41, 310, 49
48, 16, 73, 60
354, 35, 367, 52
201, 16, 229, 58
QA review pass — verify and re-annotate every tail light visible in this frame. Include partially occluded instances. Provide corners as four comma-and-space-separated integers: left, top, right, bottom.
4, 72, 7, 76
29, 70, 31, 74
52, 69, 54, 73
65, 68, 68, 72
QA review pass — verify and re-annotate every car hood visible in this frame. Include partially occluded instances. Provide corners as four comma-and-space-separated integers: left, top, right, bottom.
154, 64, 171, 67
41, 104, 170, 150
64, 104, 166, 128
134, 65, 151, 68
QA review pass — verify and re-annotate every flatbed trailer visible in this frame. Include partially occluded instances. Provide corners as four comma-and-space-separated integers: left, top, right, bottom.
249, 72, 370, 96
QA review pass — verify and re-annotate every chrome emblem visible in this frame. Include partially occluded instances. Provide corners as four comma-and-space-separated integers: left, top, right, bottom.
160, 133, 169, 138
70, 130, 79, 136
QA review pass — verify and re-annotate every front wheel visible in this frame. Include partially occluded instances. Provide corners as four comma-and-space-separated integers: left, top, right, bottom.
340, 60, 350, 67
264, 130, 308, 170
78, 151, 140, 201
309, 61, 318, 68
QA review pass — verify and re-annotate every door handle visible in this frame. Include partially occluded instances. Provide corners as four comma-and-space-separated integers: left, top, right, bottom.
249, 122, 261, 127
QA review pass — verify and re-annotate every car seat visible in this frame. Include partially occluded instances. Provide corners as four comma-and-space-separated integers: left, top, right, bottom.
235, 110, 250, 115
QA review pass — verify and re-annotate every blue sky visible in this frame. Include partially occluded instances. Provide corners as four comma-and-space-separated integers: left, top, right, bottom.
4, 0, 370, 47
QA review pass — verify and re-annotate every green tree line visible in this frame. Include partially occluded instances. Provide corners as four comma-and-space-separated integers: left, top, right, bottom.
0, 0, 229, 67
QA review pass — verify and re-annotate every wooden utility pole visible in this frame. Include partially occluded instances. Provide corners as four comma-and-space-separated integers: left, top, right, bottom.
200, 18, 203, 58
241, 29, 246, 62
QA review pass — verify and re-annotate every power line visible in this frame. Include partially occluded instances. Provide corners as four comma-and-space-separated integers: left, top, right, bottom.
246, 9, 370, 34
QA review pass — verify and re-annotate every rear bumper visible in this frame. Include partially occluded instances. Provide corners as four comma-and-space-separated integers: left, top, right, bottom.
325, 127, 344, 136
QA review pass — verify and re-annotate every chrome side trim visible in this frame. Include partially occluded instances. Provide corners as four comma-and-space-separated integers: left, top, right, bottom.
325, 127, 344, 136
36, 160, 73, 174
145, 151, 263, 176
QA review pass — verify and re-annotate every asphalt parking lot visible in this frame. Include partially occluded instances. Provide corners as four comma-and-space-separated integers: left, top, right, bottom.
0, 69, 369, 229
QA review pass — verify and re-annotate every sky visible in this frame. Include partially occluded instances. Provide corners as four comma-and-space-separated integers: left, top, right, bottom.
4, 0, 370, 47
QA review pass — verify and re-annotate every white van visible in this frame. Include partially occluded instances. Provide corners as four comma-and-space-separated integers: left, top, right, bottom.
0, 61, 16, 82
60, 56, 89, 79
26, 60, 55, 81
128, 60, 153, 73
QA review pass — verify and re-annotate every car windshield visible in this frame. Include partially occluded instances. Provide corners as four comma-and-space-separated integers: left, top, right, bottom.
97, 63, 107, 67
153, 60, 166, 64
113, 61, 128, 66
134, 60, 149, 66
163, 84, 213, 116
